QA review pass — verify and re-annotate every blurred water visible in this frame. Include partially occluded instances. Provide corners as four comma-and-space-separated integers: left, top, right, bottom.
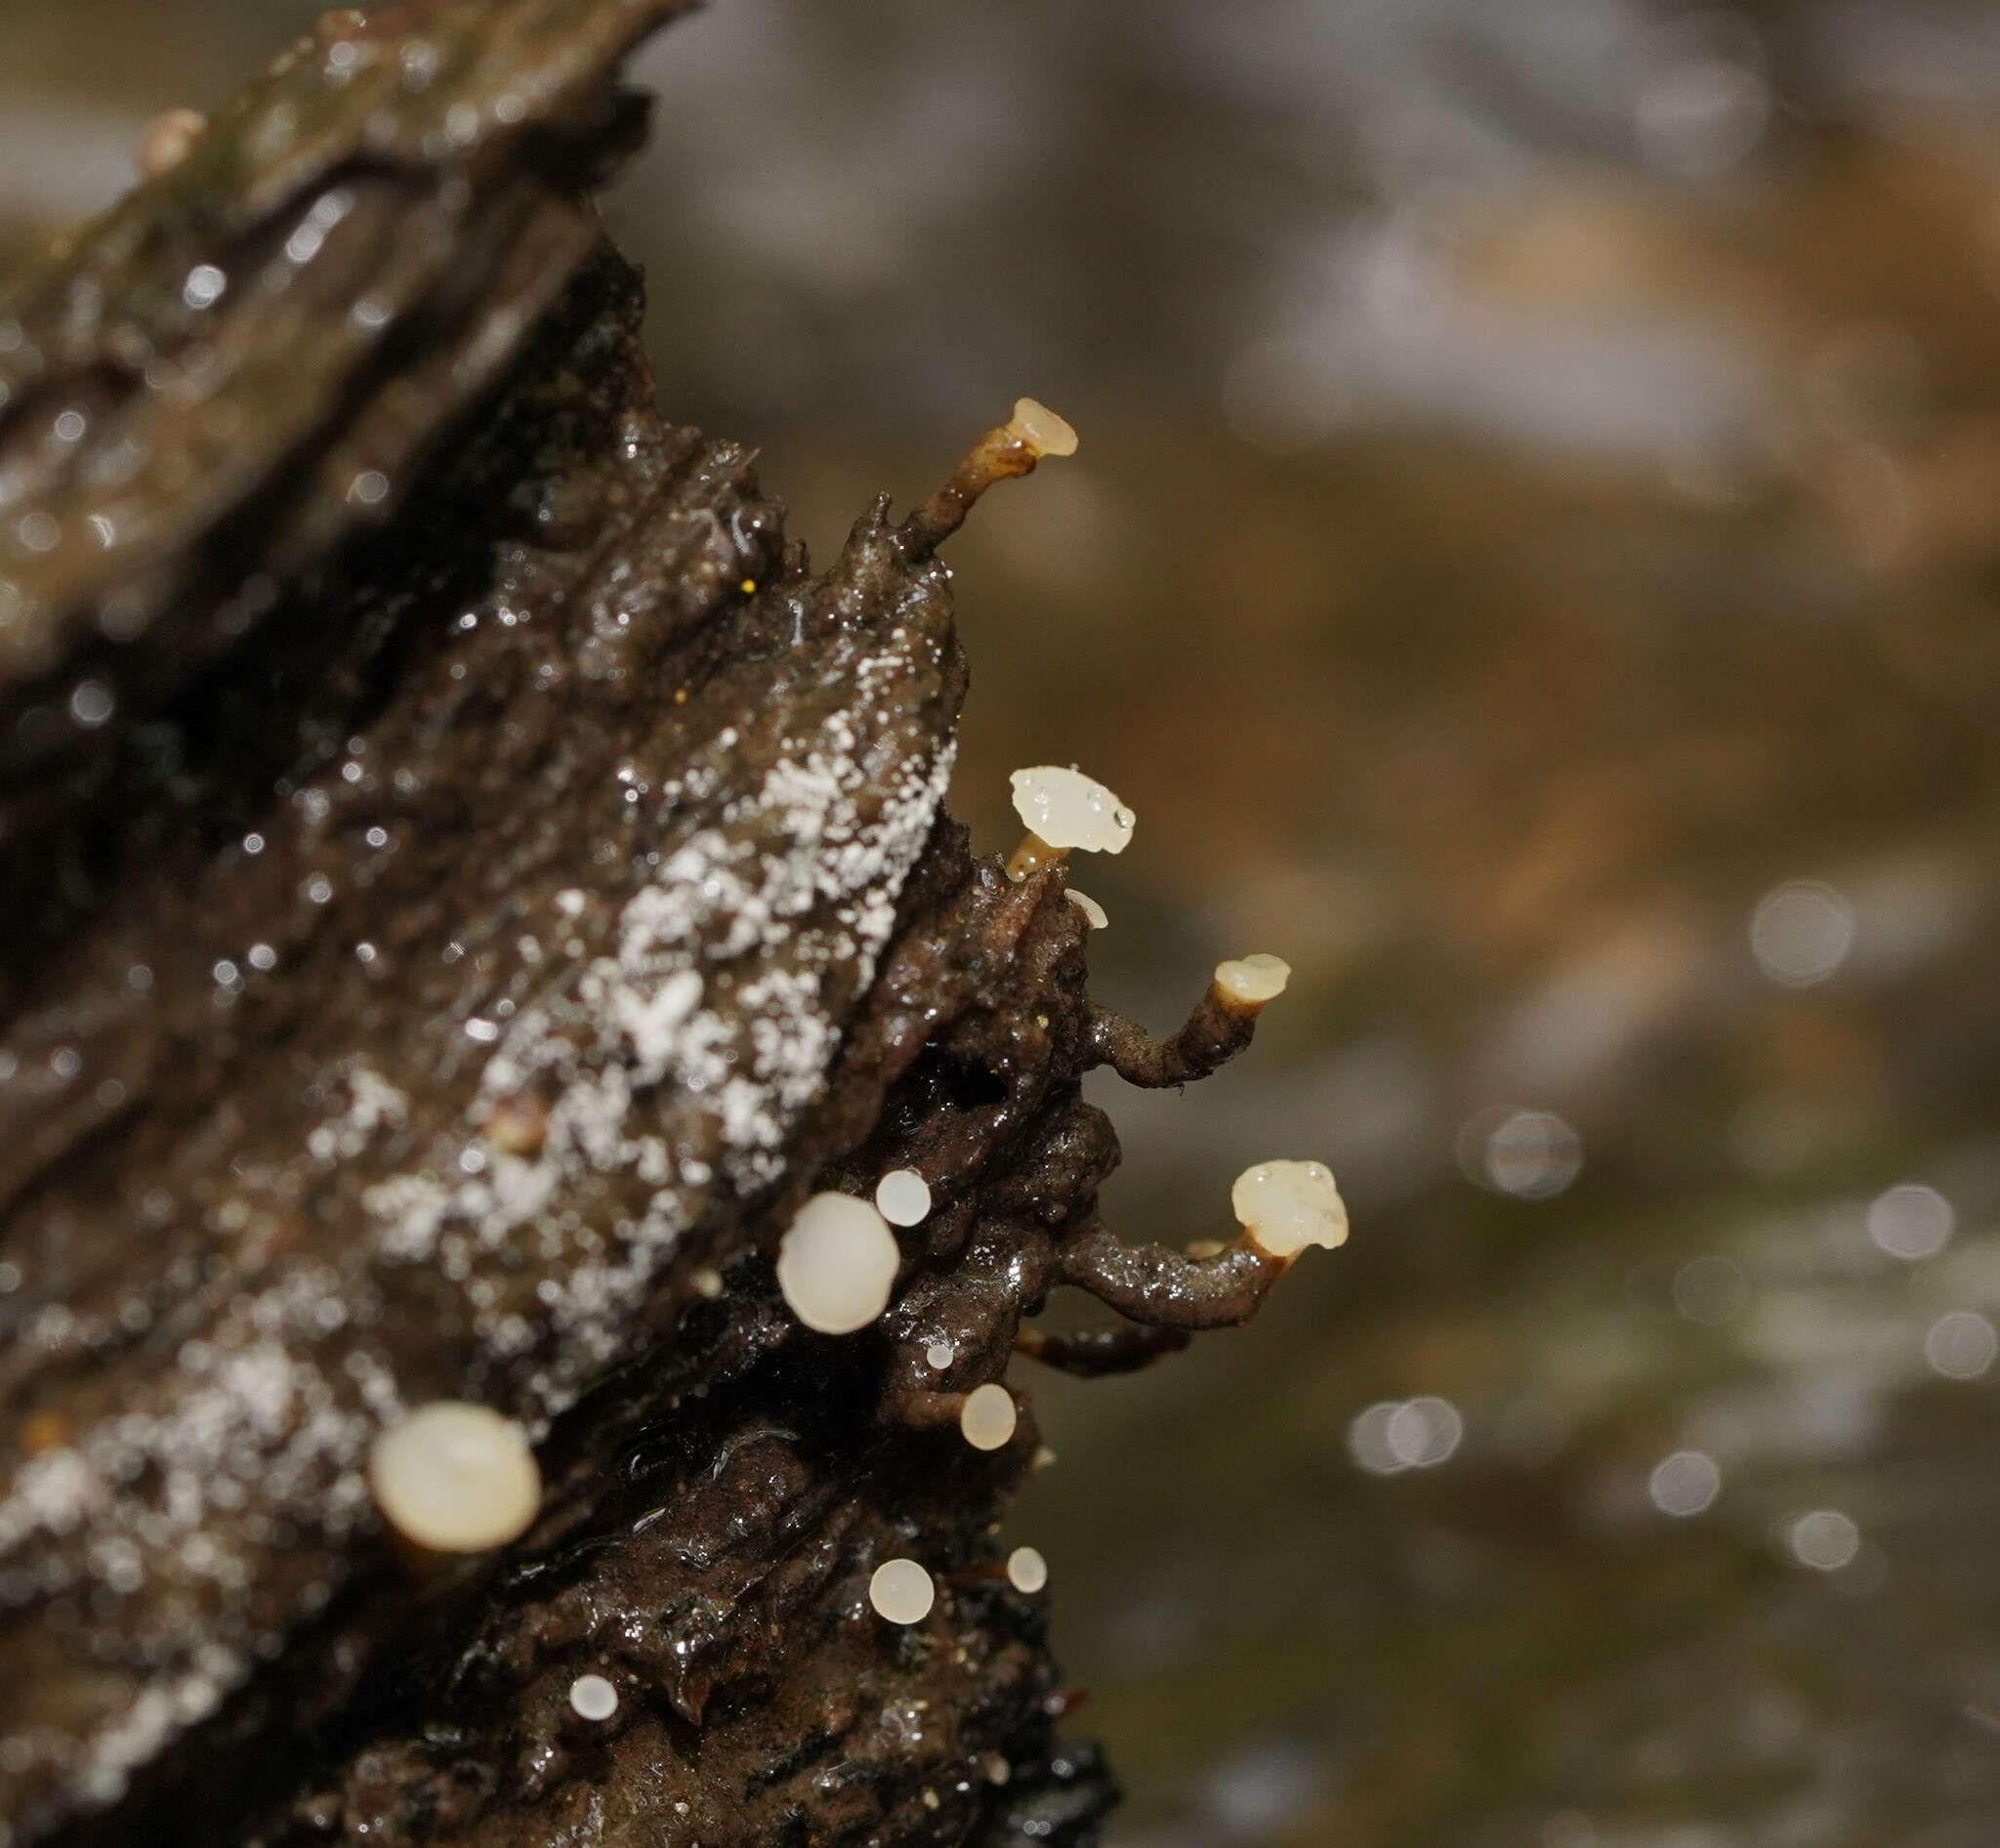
14, 2, 2000, 1842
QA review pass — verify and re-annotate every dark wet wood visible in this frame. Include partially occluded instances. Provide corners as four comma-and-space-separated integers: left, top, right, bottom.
0, 7, 1293, 1845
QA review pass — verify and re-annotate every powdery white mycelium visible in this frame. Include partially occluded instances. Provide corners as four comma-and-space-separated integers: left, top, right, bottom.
776, 1194, 901, 1334
367, 1403, 541, 1553
868, 1557, 936, 1624
1232, 1159, 1349, 1260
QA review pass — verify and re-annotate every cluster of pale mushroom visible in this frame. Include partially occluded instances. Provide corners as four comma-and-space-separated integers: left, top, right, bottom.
362, 411, 1344, 1705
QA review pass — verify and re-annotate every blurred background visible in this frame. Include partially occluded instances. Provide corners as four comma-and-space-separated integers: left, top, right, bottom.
13, 2, 2000, 1843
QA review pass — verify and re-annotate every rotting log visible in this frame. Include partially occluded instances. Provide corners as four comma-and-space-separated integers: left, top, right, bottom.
0, 5, 1320, 1844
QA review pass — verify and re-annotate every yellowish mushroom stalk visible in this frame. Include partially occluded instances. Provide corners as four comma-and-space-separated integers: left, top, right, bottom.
1232, 1159, 1349, 1262
1006, 1545, 1049, 1593
367, 1402, 542, 1554
868, 1557, 936, 1624
959, 1382, 1019, 1451
901, 396, 1078, 556
1007, 766, 1137, 881
137, 107, 206, 180
776, 1193, 901, 1334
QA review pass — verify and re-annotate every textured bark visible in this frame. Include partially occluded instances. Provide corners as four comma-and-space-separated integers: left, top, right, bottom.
0, 6, 1282, 1844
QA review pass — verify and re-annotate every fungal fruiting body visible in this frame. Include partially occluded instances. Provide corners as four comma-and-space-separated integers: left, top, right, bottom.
367, 1403, 542, 1554
875, 1168, 933, 1228
868, 1558, 936, 1624
1006, 397, 1079, 460
1006, 1546, 1048, 1594
567, 1674, 619, 1722
776, 1194, 901, 1334
1008, 766, 1137, 880
959, 1383, 1019, 1451
1214, 952, 1291, 1011
1065, 888, 1109, 930
1231, 1160, 1349, 1261
136, 106, 206, 178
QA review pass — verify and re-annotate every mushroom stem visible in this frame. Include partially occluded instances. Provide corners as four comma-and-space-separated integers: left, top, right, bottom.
1006, 830, 1067, 882
900, 398, 1078, 559
1016, 1322, 1191, 1376
1058, 1223, 1285, 1329
1085, 955, 1290, 1087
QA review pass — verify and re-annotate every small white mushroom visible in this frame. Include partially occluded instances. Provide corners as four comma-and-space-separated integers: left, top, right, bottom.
1064, 888, 1109, 931
1214, 952, 1291, 1009
137, 107, 206, 180
1009, 767, 1136, 865
959, 1383, 1019, 1451
567, 1673, 619, 1722
1231, 1159, 1348, 1260
368, 1402, 541, 1553
875, 1168, 933, 1228
1007, 397, 1079, 459
1006, 1545, 1049, 1593
925, 1340, 956, 1371
776, 1193, 901, 1334
868, 1557, 936, 1624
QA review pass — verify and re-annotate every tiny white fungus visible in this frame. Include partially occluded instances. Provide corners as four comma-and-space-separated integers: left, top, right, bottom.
1064, 888, 1109, 930
138, 106, 206, 179
368, 1402, 541, 1553
1008, 397, 1079, 459
959, 1383, 1018, 1451
875, 1168, 933, 1228
568, 1673, 619, 1721
869, 1557, 936, 1624
925, 1341, 956, 1371
1006, 1546, 1048, 1593
776, 1193, 901, 1334
1008, 767, 1136, 858
1231, 1159, 1348, 1260
1214, 952, 1291, 1008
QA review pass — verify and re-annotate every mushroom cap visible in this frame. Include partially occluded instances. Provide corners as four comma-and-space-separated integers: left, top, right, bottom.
874, 1168, 933, 1228
1006, 1545, 1049, 1593
1064, 888, 1109, 931
1010, 397, 1079, 458
367, 1402, 541, 1553
1214, 952, 1290, 1006
1231, 1158, 1348, 1259
959, 1382, 1019, 1451
568, 1674, 619, 1721
776, 1193, 900, 1334
1008, 766, 1136, 856
869, 1557, 937, 1624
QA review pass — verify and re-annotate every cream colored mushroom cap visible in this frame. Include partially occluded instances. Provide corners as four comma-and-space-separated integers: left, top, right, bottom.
1006, 1545, 1049, 1593
1009, 397, 1079, 458
1231, 1159, 1348, 1259
1009, 767, 1136, 856
368, 1402, 541, 1553
777, 1193, 901, 1334
869, 1557, 937, 1624
1215, 952, 1291, 1006
960, 1383, 1019, 1451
